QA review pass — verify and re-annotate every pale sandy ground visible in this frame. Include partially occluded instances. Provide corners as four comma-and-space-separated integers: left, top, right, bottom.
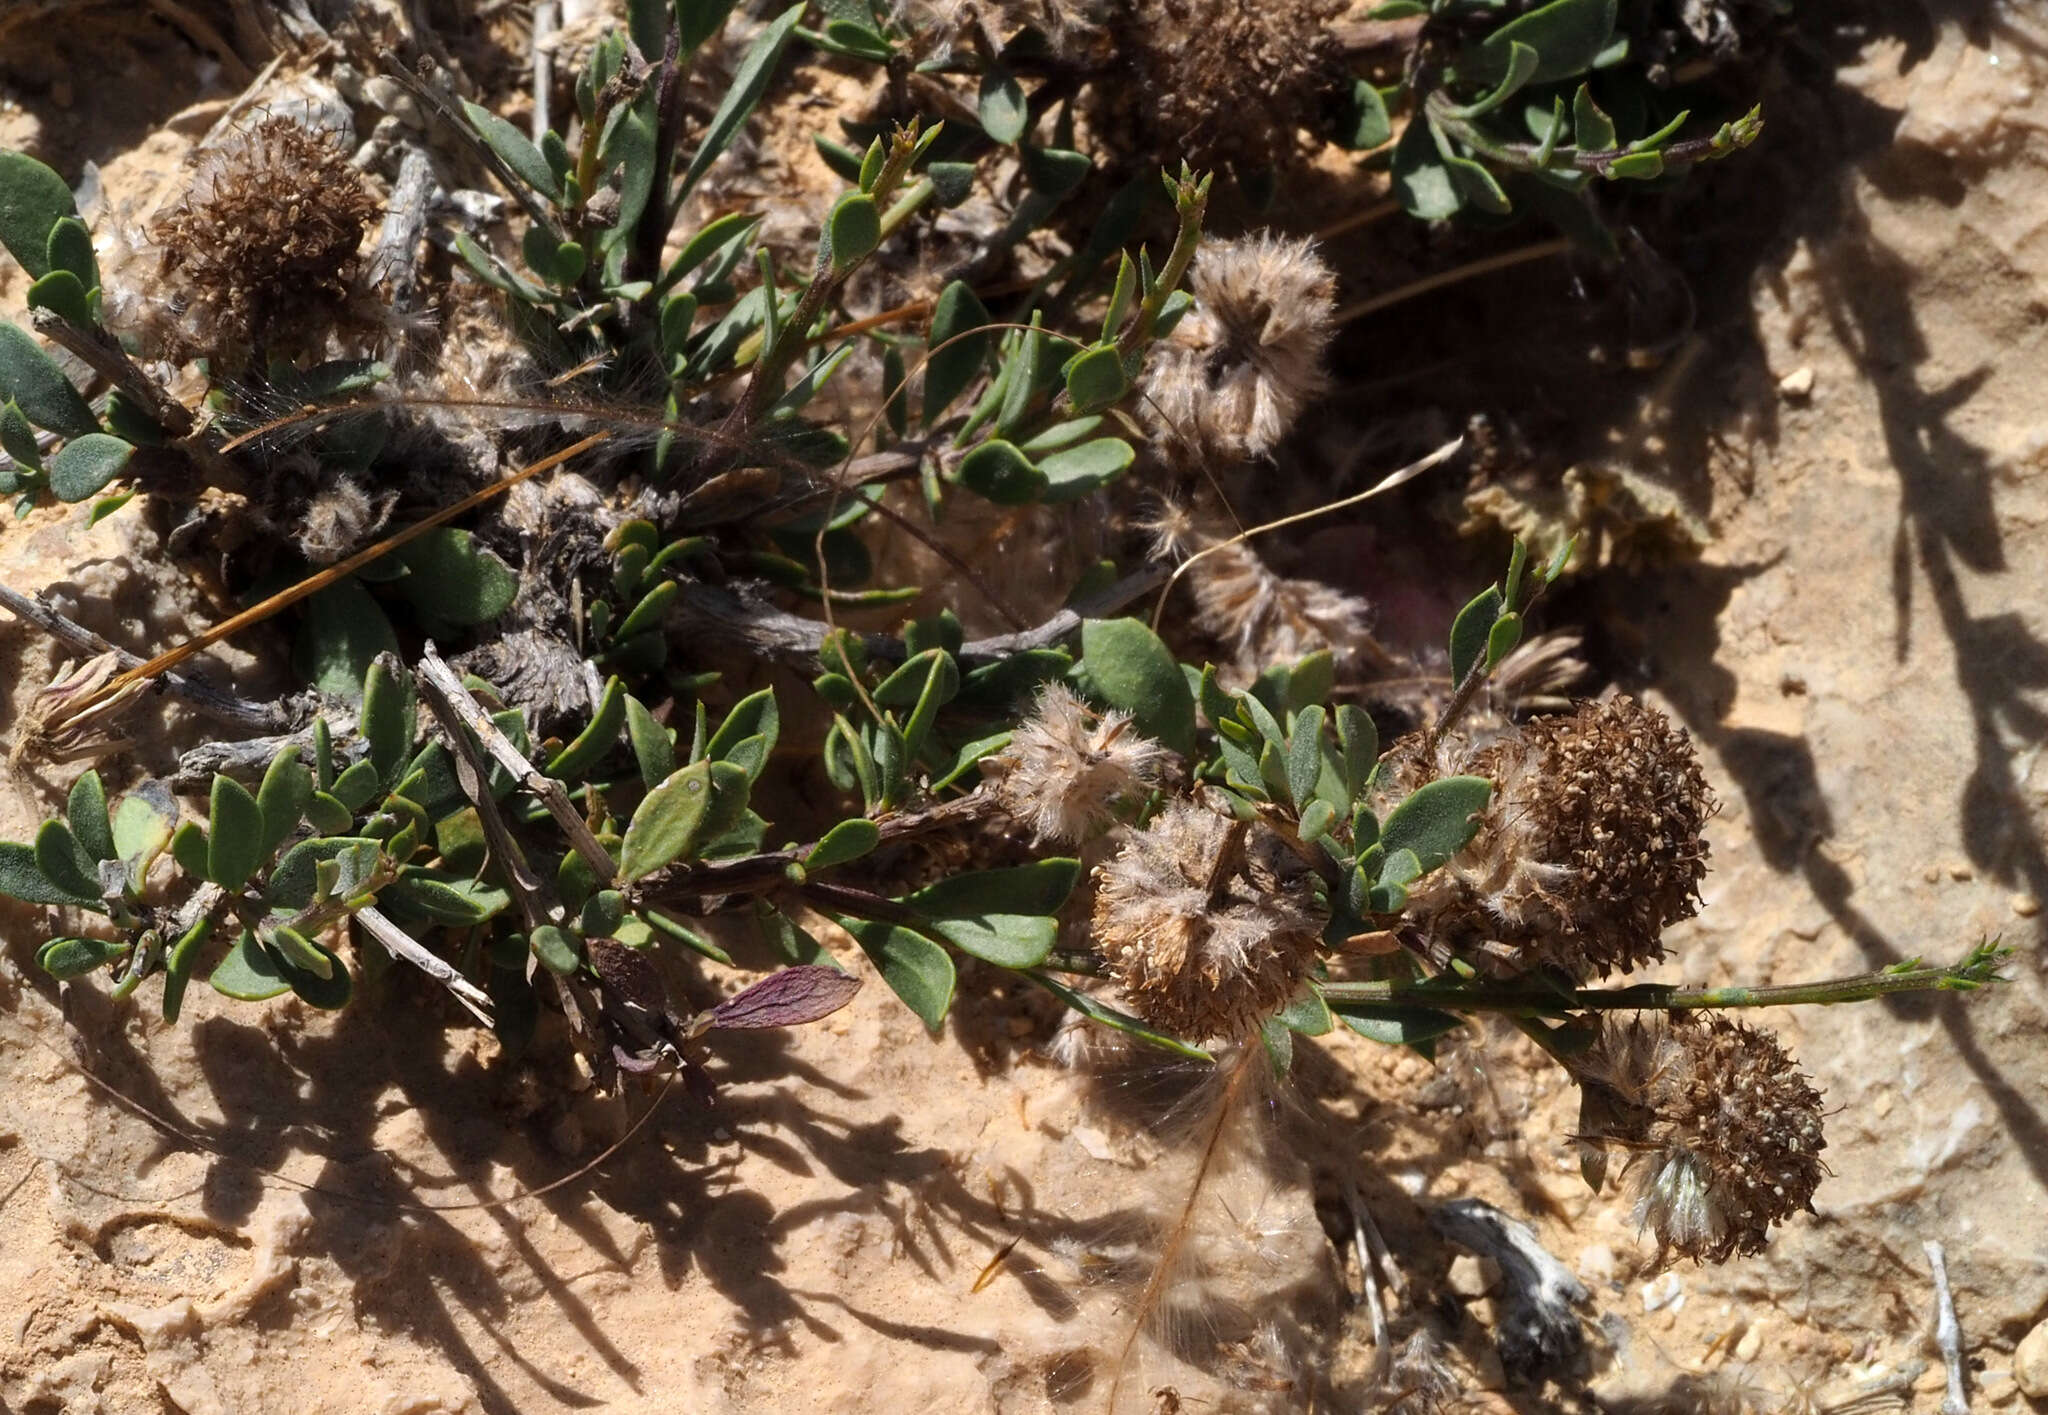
1, 4, 2046, 1413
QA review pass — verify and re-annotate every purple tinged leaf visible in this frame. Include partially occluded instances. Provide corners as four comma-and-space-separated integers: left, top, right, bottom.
709, 965, 861, 1030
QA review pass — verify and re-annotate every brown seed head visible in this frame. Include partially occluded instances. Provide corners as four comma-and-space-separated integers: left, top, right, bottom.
1093, 798, 1324, 1042
1407, 696, 1713, 979
150, 116, 380, 358
1573, 1016, 1827, 1264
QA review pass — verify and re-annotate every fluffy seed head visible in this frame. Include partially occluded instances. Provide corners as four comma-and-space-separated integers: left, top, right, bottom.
1406, 695, 1714, 979
150, 116, 379, 357
1573, 1016, 1827, 1264
1143, 234, 1337, 467
1093, 798, 1325, 1042
987, 683, 1173, 843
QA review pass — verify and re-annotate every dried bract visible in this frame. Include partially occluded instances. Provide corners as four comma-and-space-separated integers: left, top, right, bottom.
1093, 798, 1324, 1041
1572, 1016, 1826, 1263
987, 683, 1173, 843
150, 116, 380, 358
1407, 695, 1713, 979
1143, 235, 1337, 468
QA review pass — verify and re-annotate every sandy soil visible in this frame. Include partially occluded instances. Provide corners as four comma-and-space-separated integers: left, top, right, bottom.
0, 3, 2045, 1413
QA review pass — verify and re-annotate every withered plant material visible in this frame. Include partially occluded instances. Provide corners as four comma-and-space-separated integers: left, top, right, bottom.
1570, 1015, 1827, 1263
1098, 0, 1348, 176
1093, 798, 1324, 1042
1143, 234, 1338, 468
986, 682, 1173, 843
149, 115, 381, 358
1405, 695, 1715, 979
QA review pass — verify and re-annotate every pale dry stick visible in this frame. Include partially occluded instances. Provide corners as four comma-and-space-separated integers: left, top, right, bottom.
0, 583, 293, 734
354, 905, 495, 1023
1345, 1182, 1394, 1383
0, 1010, 677, 1215
1150, 438, 1464, 631
1924, 1240, 1970, 1415
530, 1, 558, 142
416, 645, 618, 885
1335, 238, 1573, 325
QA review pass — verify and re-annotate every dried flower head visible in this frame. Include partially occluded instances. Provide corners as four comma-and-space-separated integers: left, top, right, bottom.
1571, 1015, 1826, 1263
1093, 798, 1324, 1041
1143, 234, 1338, 467
1185, 539, 1388, 683
1100, 0, 1346, 176
987, 683, 1173, 843
150, 115, 380, 357
1405, 695, 1714, 979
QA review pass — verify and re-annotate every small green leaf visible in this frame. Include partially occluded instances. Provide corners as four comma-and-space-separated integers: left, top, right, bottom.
46, 432, 131, 502
294, 577, 399, 701
1027, 969, 1210, 1061
978, 66, 1028, 144
620, 760, 713, 881
1063, 343, 1127, 415
264, 837, 380, 911
873, 648, 957, 708
841, 918, 956, 1030
38, 935, 126, 981
65, 770, 114, 863
209, 931, 293, 1000
329, 759, 382, 812
87, 491, 135, 525
625, 695, 675, 791
1336, 704, 1378, 804
0, 397, 41, 471
255, 748, 314, 861
385, 868, 509, 925
26, 269, 91, 328
268, 923, 336, 979
35, 818, 101, 903
1285, 704, 1325, 812
1448, 583, 1506, 686
954, 438, 1045, 504
0, 151, 77, 280
1474, 0, 1618, 85
169, 821, 209, 880
1486, 611, 1523, 670
580, 889, 626, 938
1339, 79, 1393, 150
1379, 776, 1492, 876
676, 0, 744, 51
206, 774, 267, 889
360, 658, 414, 789
546, 675, 626, 783
0, 840, 91, 906
910, 858, 1080, 917
461, 99, 562, 203
1572, 83, 1617, 152
521, 225, 587, 284
923, 281, 992, 424
1080, 618, 1196, 758
678, 3, 805, 200
1392, 116, 1463, 221
1332, 1002, 1464, 1053
531, 923, 584, 976
390, 528, 519, 626
705, 688, 779, 779
825, 192, 881, 271
804, 818, 880, 871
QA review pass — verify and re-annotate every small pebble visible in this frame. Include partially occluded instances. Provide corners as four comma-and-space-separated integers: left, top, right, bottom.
1736, 1320, 1764, 1362
1641, 1272, 1685, 1313
2014, 1314, 2048, 1396
1577, 1243, 1618, 1288
2013, 894, 2040, 918
1779, 366, 1816, 399
1950, 864, 1975, 881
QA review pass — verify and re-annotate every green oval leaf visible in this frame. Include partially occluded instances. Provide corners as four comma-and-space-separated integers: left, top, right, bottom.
26, 268, 91, 329
620, 760, 713, 882
46, 432, 131, 502
206, 774, 267, 889
38, 935, 126, 980
803, 818, 880, 872
678, 3, 805, 200
65, 769, 114, 863
1062, 343, 1128, 415
209, 931, 294, 1001
923, 281, 992, 424
34, 818, 101, 903
1331, 1002, 1464, 1054
704, 688, 779, 775
1378, 775, 1492, 876
0, 841, 90, 906
360, 657, 415, 789
531, 923, 584, 976
1078, 618, 1196, 758
1039, 437, 1134, 503
391, 527, 519, 627
385, 868, 510, 925
977, 65, 1027, 144
954, 438, 1045, 505
294, 577, 399, 702
546, 675, 626, 783
840, 918, 956, 1030
460, 99, 562, 203
0, 322, 94, 439
1448, 583, 1506, 686
255, 748, 314, 861
1475, 0, 1617, 84
825, 192, 881, 271
0, 150, 77, 280
625, 694, 676, 791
